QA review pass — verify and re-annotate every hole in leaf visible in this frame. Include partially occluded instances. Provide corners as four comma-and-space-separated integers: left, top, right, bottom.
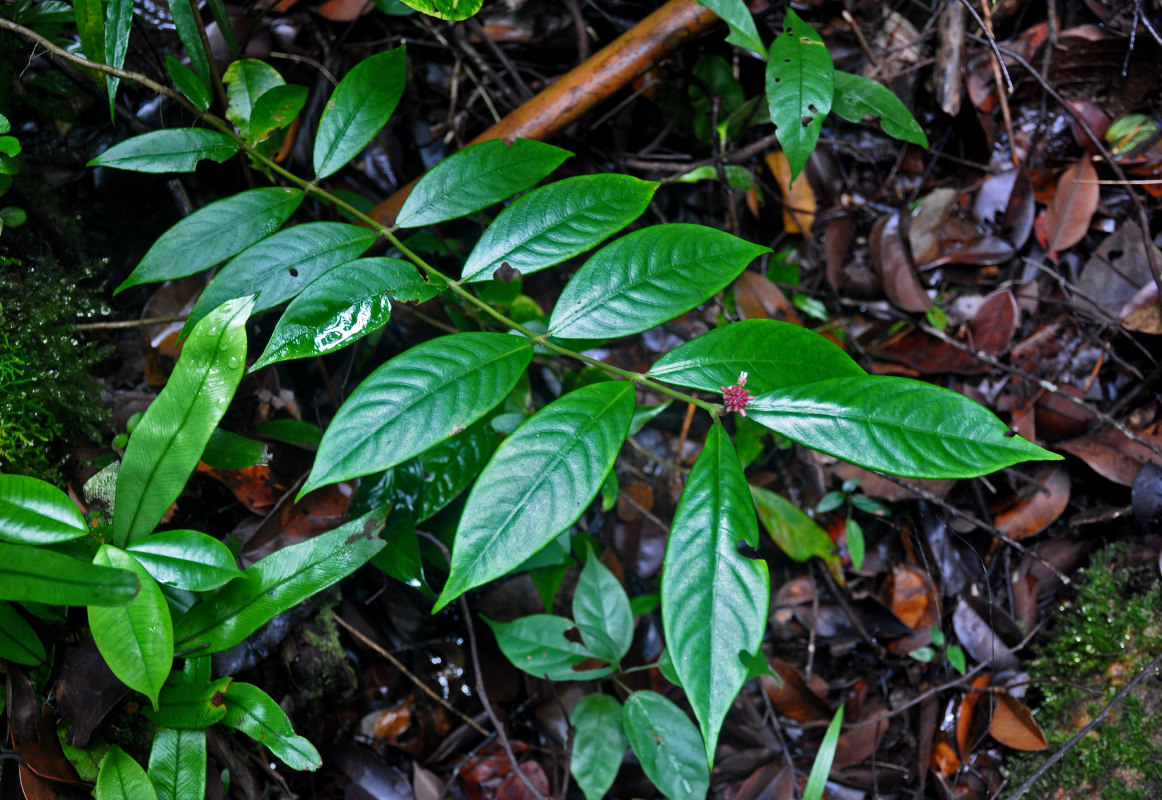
736, 540, 762, 560
801, 116, 812, 127
785, 26, 792, 33
1004, 429, 1018, 438
784, 58, 791, 63
563, 627, 583, 644
493, 262, 520, 282
808, 104, 818, 113
1109, 249, 1124, 259
800, 36, 813, 42
289, 268, 299, 277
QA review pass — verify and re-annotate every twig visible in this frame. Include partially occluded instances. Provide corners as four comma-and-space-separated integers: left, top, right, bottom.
73, 315, 189, 331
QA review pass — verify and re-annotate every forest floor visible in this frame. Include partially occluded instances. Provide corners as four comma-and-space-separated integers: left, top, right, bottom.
4, 1, 1162, 799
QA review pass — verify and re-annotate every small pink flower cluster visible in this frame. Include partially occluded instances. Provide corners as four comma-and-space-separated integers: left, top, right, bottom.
721, 372, 752, 416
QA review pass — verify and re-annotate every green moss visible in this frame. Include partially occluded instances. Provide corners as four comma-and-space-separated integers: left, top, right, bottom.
1007, 546, 1162, 800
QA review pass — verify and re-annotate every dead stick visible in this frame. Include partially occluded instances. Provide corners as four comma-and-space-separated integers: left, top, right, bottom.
369, 0, 719, 226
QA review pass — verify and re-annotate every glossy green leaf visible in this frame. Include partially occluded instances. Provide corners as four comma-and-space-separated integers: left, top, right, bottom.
623, 691, 710, 800
148, 728, 206, 800
89, 547, 174, 710
126, 530, 242, 591
204, 0, 237, 56
253, 418, 322, 447
173, 510, 386, 654
460, 175, 658, 283
662, 423, 768, 765
803, 706, 844, 800
766, 8, 834, 181
0, 601, 46, 665
416, 419, 502, 522
200, 429, 268, 470
250, 258, 422, 371
697, 0, 764, 54
0, 474, 87, 544
747, 376, 1062, 478
166, 56, 211, 111
484, 614, 615, 681
832, 71, 928, 148
573, 551, 633, 661
143, 677, 231, 728
302, 333, 532, 495
548, 224, 769, 339
392, 0, 482, 19
221, 682, 322, 770
570, 694, 627, 800
435, 381, 635, 611
648, 319, 865, 394
750, 485, 839, 570
314, 48, 406, 179
223, 59, 284, 139
74, 0, 105, 74
370, 509, 426, 591
395, 138, 571, 228
249, 85, 308, 142
90, 129, 239, 173
166, 0, 210, 89
104, 0, 133, 118
113, 296, 253, 546
0, 543, 138, 606
117, 187, 303, 292
96, 747, 158, 800
187, 223, 376, 331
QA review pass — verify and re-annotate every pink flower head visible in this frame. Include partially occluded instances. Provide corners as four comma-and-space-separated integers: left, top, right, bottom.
721, 371, 752, 416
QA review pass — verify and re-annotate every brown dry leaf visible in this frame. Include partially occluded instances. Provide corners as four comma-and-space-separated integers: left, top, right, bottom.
729, 762, 794, 800
882, 565, 940, 655
1059, 423, 1162, 485
993, 464, 1071, 539
496, 762, 550, 800
1075, 221, 1162, 320
989, 693, 1048, 751
315, 0, 373, 20
734, 271, 802, 324
760, 658, 833, 723
834, 462, 956, 502
834, 705, 889, 767
1120, 282, 1162, 334
1042, 158, 1099, 253
868, 329, 991, 375
616, 481, 654, 522
871, 212, 932, 312
956, 675, 992, 756
974, 167, 1035, 250
969, 288, 1018, 356
413, 761, 445, 800
766, 150, 816, 234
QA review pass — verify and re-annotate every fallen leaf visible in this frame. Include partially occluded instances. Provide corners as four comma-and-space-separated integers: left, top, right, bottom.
872, 211, 932, 312
989, 692, 1048, 751
766, 150, 816, 234
734, 270, 802, 324
968, 288, 1019, 356
1058, 423, 1162, 485
1042, 158, 1099, 253
993, 464, 1071, 539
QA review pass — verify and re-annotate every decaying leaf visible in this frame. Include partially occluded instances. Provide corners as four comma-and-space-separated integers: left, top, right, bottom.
1041, 157, 1099, 254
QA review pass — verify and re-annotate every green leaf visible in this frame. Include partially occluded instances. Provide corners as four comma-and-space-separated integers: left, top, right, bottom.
0, 543, 138, 606
116, 187, 303, 292
142, 676, 232, 728
173, 510, 386, 654
0, 601, 47, 665
573, 551, 633, 661
484, 614, 615, 681
302, 332, 532, 495
803, 706, 843, 800
148, 728, 207, 800
253, 419, 322, 447
416, 419, 502, 522
846, 517, 865, 570
570, 694, 627, 800
96, 747, 159, 800
831, 71, 928, 148
649, 320, 864, 394
221, 682, 322, 770
74, 0, 106, 73
746, 376, 1062, 479
166, 56, 211, 111
89, 129, 239, 173
697, 0, 764, 54
395, 138, 571, 228
223, 59, 285, 139
166, 0, 211, 89
186, 222, 377, 331
662, 423, 768, 766
391, 0, 482, 20
750, 485, 839, 571
104, 0, 134, 118
547, 225, 769, 340
0, 474, 87, 544
89, 547, 174, 710
460, 175, 658, 283
623, 691, 710, 800
113, 297, 253, 546
249, 85, 308, 142
314, 48, 406, 179
126, 530, 242, 591
249, 258, 424, 371
435, 381, 635, 611
766, 8, 834, 181
201, 429, 268, 470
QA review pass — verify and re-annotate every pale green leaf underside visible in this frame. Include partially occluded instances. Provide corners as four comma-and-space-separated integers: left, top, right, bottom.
117, 188, 303, 292
396, 138, 571, 228
623, 691, 710, 800
698, 0, 765, 55
0, 474, 87, 545
89, 129, 238, 173
314, 48, 406, 179
0, 543, 138, 606
221, 682, 322, 770
749, 484, 839, 569
148, 727, 207, 800
113, 297, 253, 546
303, 332, 532, 495
548, 224, 769, 340
832, 70, 929, 148
648, 319, 865, 394
662, 423, 768, 766
766, 8, 834, 181
485, 614, 616, 681
569, 694, 627, 800
460, 174, 658, 282
747, 376, 1062, 478
436, 381, 635, 610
